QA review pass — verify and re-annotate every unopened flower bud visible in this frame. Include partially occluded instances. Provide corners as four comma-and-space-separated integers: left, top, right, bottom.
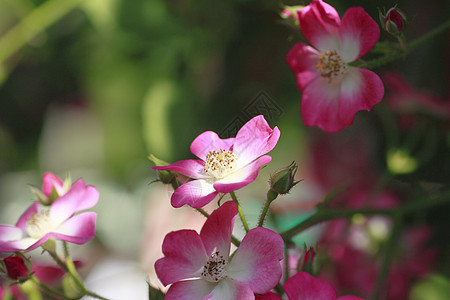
148, 153, 177, 185
298, 245, 316, 275
31, 172, 72, 205
3, 256, 29, 280
380, 7, 406, 35
269, 161, 301, 195
280, 5, 304, 27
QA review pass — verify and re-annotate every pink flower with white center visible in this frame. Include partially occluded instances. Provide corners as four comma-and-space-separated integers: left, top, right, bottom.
286, 0, 384, 132
0, 178, 98, 252
155, 201, 284, 300
153, 115, 280, 208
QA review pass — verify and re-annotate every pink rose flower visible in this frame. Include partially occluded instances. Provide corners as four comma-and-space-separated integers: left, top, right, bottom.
155, 201, 284, 299
153, 115, 280, 208
0, 178, 98, 252
286, 0, 384, 132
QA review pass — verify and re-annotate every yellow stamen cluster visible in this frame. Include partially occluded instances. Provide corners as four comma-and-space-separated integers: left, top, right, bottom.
315, 50, 348, 82
204, 149, 238, 179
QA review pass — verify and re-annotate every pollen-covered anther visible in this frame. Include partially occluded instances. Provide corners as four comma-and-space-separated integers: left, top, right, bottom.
315, 50, 348, 82
25, 210, 55, 239
201, 251, 228, 283
204, 149, 238, 179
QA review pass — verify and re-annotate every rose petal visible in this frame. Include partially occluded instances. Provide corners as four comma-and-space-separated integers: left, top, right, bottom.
300, 76, 342, 132
298, 0, 341, 51
255, 292, 282, 300
213, 156, 272, 194
190, 131, 235, 161
153, 159, 209, 179
165, 279, 215, 300
155, 230, 208, 286
286, 42, 321, 91
52, 212, 97, 244
227, 227, 284, 294
233, 116, 280, 168
340, 7, 380, 62
15, 201, 40, 231
338, 68, 384, 126
200, 201, 237, 258
50, 179, 99, 224
170, 179, 218, 208
205, 279, 254, 300
284, 272, 337, 300
0, 226, 25, 252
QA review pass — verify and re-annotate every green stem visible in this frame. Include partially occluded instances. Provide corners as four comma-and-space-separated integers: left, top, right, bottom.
230, 191, 250, 232
30, 276, 72, 300
362, 19, 450, 69
62, 242, 110, 300
0, 0, 85, 66
371, 214, 402, 300
281, 191, 450, 241
195, 208, 209, 218
257, 191, 278, 227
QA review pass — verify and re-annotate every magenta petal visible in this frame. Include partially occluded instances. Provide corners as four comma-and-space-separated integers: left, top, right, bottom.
213, 155, 272, 194
299, 0, 341, 51
200, 201, 237, 258
190, 131, 235, 161
233, 115, 280, 167
284, 272, 337, 300
155, 230, 208, 286
153, 159, 209, 179
338, 68, 384, 126
0, 226, 25, 252
165, 279, 215, 300
50, 179, 99, 224
338, 296, 365, 300
301, 76, 343, 132
227, 227, 284, 294
255, 292, 282, 300
286, 42, 321, 91
15, 201, 40, 231
52, 212, 97, 244
170, 180, 218, 208
340, 7, 380, 61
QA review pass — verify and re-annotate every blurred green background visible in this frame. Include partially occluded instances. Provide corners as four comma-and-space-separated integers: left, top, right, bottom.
0, 0, 448, 298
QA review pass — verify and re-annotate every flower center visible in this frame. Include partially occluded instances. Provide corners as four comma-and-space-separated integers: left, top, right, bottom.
315, 50, 348, 82
25, 211, 55, 239
201, 251, 228, 283
204, 149, 238, 179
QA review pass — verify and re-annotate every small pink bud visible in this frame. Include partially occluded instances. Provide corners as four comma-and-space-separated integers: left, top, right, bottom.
42, 172, 65, 197
382, 7, 406, 35
300, 246, 316, 272
3, 256, 29, 280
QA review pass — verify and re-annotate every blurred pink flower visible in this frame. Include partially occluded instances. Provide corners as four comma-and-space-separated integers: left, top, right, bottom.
155, 201, 284, 299
0, 178, 98, 252
154, 115, 280, 208
384, 72, 450, 128
286, 0, 384, 132
256, 272, 363, 299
